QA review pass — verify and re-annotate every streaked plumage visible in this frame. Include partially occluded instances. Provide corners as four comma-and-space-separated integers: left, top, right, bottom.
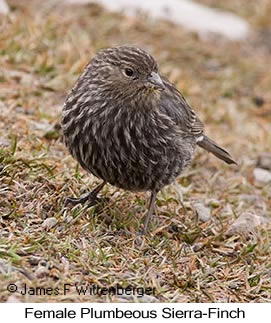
62, 46, 236, 234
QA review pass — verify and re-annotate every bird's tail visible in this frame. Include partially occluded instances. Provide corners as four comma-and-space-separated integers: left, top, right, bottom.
197, 135, 237, 165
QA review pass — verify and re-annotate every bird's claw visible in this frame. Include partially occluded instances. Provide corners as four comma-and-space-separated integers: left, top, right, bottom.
65, 196, 89, 206
65, 193, 109, 208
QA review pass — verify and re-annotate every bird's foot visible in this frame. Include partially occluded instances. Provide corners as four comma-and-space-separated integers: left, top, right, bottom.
65, 192, 109, 207
65, 193, 91, 206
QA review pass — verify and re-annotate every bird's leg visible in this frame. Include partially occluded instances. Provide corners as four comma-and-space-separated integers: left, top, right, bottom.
65, 181, 106, 207
139, 190, 158, 235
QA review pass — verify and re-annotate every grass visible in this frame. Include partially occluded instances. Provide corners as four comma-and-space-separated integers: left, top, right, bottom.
0, 0, 270, 302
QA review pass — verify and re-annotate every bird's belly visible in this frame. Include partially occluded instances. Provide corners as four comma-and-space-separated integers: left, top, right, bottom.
67, 110, 197, 192
85, 137, 195, 192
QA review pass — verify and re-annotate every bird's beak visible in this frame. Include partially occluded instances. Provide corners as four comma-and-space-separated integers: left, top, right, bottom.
148, 72, 165, 90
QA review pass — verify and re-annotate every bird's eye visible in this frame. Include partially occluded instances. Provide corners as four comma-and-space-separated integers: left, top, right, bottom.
124, 68, 134, 77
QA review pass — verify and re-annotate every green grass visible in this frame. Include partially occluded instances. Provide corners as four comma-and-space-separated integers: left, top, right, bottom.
0, 0, 270, 302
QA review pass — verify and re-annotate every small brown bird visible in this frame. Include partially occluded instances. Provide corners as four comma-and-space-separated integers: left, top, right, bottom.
62, 46, 236, 234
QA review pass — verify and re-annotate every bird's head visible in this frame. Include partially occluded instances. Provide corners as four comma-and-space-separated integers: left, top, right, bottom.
86, 46, 165, 104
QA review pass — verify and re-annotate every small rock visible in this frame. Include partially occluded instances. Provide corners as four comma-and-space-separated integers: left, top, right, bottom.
0, 259, 12, 274
116, 294, 159, 302
238, 194, 266, 211
239, 194, 262, 203
61, 257, 70, 275
253, 168, 271, 183
193, 242, 204, 252
257, 152, 271, 171
0, 137, 10, 147
228, 281, 243, 290
252, 96, 265, 107
193, 202, 211, 222
42, 217, 57, 230
35, 266, 49, 278
7, 70, 33, 84
64, 215, 73, 223
137, 294, 159, 302
226, 211, 269, 236
65, 0, 250, 40
0, 0, 9, 15
6, 295, 21, 303
28, 256, 41, 266
30, 120, 51, 132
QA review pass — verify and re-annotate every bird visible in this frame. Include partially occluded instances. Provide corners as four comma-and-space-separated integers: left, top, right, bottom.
62, 46, 236, 234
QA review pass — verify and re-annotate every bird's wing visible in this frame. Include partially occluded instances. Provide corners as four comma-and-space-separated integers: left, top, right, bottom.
160, 78, 204, 137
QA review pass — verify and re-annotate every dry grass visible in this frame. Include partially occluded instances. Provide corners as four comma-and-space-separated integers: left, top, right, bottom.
0, 0, 270, 302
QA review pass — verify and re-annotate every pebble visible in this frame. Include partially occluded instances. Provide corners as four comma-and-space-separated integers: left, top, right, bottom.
35, 266, 49, 278
0, 0, 9, 15
65, 0, 250, 40
193, 202, 211, 222
257, 152, 271, 171
42, 217, 57, 229
226, 211, 269, 235
116, 294, 159, 302
28, 256, 42, 266
253, 168, 271, 183
6, 295, 21, 303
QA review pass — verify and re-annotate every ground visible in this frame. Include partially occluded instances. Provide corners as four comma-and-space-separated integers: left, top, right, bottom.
0, 0, 270, 302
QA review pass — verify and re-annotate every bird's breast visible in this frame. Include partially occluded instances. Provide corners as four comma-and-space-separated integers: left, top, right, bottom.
66, 106, 196, 191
